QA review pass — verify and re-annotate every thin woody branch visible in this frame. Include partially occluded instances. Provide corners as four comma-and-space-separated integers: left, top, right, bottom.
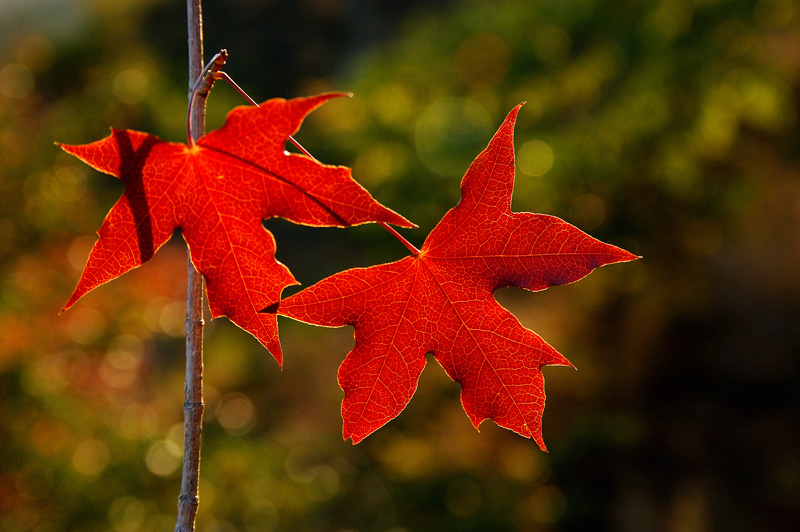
176, 0, 206, 531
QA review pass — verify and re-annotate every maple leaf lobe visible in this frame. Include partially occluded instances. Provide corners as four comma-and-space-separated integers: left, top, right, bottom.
278, 103, 637, 450
60, 93, 412, 365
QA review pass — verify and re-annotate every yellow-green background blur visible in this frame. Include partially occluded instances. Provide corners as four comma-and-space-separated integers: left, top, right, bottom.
2, 0, 799, 531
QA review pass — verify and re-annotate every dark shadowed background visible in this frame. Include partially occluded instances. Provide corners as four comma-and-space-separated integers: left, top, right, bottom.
1, 0, 799, 531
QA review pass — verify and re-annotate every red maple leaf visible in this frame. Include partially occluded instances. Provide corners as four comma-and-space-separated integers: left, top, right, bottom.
274, 103, 638, 450
59, 93, 412, 364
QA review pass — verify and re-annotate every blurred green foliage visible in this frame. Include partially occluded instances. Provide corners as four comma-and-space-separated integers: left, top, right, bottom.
1, 0, 800, 531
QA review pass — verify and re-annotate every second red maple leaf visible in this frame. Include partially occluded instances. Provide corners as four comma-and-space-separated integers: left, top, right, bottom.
273, 103, 638, 450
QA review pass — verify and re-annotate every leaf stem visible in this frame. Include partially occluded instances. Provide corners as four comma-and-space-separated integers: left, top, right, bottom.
287, 134, 314, 158
379, 222, 420, 256
216, 71, 258, 106
176, 1, 206, 531
217, 72, 419, 256
215, 72, 311, 157
276, 134, 420, 255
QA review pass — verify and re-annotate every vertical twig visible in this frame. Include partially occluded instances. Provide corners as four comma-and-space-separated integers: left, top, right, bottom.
176, 0, 206, 531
